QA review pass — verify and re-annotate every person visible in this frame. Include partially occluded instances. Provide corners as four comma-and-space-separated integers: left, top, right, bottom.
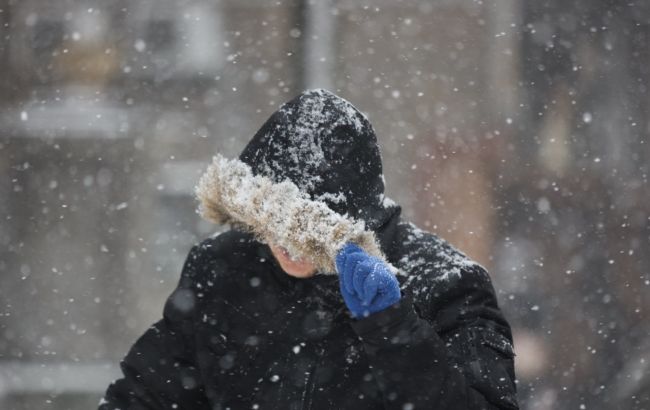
99, 89, 519, 409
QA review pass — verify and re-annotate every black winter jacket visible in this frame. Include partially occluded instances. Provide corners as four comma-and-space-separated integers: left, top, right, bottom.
100, 211, 519, 410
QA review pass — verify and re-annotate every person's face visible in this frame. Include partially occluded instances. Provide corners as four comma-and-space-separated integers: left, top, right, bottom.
269, 245, 317, 278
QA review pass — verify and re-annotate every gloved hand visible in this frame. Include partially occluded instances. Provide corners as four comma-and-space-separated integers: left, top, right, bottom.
335, 243, 401, 318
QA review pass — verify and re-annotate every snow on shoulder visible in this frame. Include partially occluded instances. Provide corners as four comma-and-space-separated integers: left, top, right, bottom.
195, 154, 392, 275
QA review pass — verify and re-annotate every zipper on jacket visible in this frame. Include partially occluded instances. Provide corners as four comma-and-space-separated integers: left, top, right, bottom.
300, 346, 324, 410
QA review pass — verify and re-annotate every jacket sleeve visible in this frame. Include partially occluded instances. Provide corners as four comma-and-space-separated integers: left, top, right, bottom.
99, 245, 211, 410
350, 265, 519, 410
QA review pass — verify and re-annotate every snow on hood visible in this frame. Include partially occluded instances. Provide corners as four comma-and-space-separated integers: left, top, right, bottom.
195, 154, 393, 275
238, 89, 395, 231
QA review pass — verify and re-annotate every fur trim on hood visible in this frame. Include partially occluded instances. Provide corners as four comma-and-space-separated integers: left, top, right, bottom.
195, 154, 392, 275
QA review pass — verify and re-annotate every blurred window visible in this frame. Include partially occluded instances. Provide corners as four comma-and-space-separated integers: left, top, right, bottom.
31, 20, 64, 56
145, 20, 176, 53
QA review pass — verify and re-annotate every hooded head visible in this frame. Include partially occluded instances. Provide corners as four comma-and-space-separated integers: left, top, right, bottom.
239, 89, 395, 230
196, 89, 401, 273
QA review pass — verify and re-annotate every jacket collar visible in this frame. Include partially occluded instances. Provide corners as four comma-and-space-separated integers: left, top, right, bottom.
375, 205, 402, 265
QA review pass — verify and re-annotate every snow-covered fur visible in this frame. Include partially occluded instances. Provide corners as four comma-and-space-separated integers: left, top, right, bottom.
195, 154, 389, 274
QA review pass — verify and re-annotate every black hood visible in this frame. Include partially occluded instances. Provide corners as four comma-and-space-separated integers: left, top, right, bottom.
239, 89, 398, 230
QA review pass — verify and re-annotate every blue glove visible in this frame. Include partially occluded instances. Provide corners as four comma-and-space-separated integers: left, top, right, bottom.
335, 243, 401, 318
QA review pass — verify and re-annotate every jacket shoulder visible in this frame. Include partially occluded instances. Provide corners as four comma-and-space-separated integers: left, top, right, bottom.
393, 221, 485, 282
392, 222, 500, 322
179, 229, 265, 284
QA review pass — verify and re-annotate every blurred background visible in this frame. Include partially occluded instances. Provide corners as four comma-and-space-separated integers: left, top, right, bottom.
0, 0, 648, 409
